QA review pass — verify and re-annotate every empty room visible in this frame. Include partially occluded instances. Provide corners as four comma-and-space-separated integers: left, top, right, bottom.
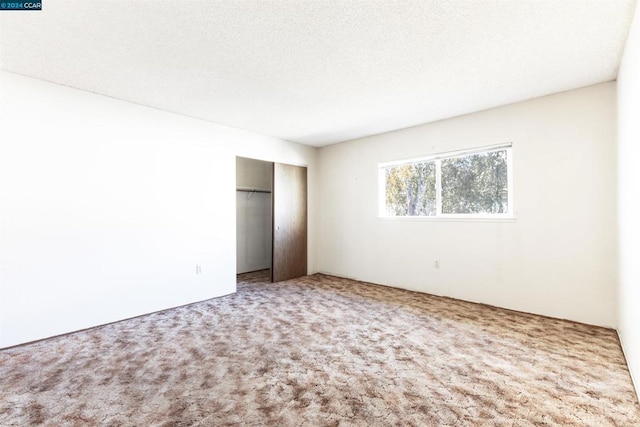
1, 1, 640, 425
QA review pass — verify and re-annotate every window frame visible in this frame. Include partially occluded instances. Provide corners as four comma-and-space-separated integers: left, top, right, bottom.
378, 143, 514, 220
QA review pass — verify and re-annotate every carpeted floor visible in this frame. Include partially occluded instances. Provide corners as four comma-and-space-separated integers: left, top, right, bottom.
1, 271, 639, 426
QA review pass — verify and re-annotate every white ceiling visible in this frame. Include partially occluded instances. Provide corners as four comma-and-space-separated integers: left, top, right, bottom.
0, 1, 636, 147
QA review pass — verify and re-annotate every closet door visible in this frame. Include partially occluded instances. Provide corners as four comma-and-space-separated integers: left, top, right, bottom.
271, 163, 307, 282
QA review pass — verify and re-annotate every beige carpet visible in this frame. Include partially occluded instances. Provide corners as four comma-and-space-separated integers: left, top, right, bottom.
1, 271, 639, 426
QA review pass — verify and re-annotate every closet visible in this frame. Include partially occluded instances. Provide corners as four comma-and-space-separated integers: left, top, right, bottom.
236, 157, 273, 274
236, 156, 308, 281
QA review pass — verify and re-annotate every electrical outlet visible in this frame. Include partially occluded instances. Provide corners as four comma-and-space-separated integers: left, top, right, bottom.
196, 265, 202, 274
434, 260, 440, 269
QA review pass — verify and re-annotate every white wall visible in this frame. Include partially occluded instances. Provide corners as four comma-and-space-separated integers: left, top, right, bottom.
0, 72, 317, 348
318, 83, 617, 327
236, 157, 272, 191
236, 157, 272, 274
618, 3, 640, 397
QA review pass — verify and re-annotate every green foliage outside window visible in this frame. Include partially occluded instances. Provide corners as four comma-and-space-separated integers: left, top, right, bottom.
383, 148, 510, 217
385, 162, 436, 216
441, 151, 508, 214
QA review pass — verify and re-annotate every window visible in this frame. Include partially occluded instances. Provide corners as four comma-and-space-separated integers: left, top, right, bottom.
379, 144, 513, 218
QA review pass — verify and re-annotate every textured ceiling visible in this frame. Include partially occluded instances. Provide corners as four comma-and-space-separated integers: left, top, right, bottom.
0, 1, 636, 146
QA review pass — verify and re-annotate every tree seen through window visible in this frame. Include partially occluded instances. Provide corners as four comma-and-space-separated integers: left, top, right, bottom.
382, 147, 510, 217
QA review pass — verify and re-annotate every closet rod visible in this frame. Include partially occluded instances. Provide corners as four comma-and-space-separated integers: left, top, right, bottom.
236, 188, 271, 194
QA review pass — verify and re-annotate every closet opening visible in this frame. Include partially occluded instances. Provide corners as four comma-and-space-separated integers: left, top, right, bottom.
236, 157, 273, 283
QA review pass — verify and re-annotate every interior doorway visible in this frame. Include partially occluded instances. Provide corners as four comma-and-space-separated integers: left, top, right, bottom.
236, 156, 308, 283
236, 157, 273, 278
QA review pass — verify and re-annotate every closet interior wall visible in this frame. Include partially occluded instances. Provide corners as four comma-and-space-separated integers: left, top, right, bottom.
236, 157, 273, 274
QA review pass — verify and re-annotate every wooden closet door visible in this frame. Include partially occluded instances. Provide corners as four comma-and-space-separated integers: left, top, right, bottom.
271, 163, 307, 282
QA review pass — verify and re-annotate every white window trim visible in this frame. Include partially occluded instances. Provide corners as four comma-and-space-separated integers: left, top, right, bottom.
378, 143, 515, 220
435, 159, 442, 216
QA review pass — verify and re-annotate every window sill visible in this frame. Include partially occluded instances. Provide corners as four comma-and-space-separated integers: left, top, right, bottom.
377, 216, 517, 223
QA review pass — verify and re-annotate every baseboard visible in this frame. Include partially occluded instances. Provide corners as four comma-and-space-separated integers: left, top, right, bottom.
0, 290, 236, 350
317, 270, 360, 281
617, 329, 640, 402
